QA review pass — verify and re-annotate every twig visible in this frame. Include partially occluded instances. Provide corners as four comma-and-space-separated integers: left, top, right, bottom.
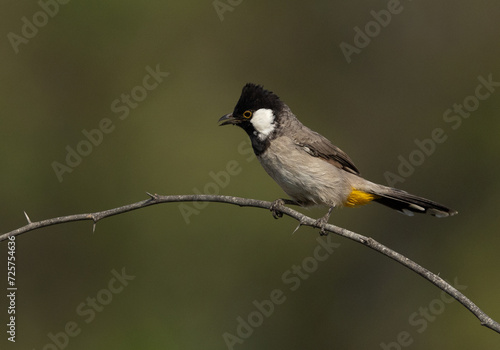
1, 194, 499, 334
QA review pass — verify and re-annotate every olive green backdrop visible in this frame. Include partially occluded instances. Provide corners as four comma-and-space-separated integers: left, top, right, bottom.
1, 1, 499, 349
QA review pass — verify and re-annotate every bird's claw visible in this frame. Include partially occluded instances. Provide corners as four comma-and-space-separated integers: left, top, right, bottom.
314, 207, 334, 236
314, 217, 329, 236
270, 199, 286, 219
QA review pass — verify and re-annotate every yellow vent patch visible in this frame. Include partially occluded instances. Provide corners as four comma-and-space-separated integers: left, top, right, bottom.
344, 189, 378, 207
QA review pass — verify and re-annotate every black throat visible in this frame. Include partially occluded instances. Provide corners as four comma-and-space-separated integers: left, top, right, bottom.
248, 132, 271, 157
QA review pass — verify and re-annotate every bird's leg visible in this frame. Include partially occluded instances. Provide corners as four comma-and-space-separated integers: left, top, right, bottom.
270, 199, 298, 219
314, 207, 334, 236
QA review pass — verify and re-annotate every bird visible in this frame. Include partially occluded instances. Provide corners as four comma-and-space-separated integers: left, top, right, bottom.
218, 83, 457, 232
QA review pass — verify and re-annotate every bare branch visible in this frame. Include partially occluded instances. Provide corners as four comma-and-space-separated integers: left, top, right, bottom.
1, 194, 499, 334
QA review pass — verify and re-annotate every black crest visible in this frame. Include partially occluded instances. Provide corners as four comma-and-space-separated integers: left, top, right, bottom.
233, 83, 284, 115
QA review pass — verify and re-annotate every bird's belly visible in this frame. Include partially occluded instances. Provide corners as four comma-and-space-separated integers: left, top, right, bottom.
258, 142, 351, 207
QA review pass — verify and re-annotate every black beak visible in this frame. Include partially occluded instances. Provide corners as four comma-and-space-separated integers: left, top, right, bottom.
218, 113, 239, 126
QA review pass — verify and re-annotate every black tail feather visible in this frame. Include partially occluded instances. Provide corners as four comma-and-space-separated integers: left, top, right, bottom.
371, 188, 458, 218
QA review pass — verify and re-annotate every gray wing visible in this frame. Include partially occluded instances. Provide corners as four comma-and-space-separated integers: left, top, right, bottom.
292, 126, 360, 175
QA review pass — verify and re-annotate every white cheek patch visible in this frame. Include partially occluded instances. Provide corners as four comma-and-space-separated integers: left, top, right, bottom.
250, 108, 275, 139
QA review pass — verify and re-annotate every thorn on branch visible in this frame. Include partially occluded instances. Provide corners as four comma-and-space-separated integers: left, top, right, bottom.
292, 221, 304, 235
146, 192, 158, 200
88, 214, 98, 233
23, 211, 32, 224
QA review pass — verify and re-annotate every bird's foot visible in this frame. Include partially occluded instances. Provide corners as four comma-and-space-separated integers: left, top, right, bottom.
313, 207, 334, 236
313, 217, 329, 236
270, 199, 286, 219
270, 199, 299, 219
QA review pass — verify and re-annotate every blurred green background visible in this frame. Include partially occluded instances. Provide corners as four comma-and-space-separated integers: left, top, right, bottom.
1, 0, 500, 349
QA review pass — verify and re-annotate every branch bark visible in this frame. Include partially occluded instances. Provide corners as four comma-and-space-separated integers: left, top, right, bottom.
1, 193, 499, 334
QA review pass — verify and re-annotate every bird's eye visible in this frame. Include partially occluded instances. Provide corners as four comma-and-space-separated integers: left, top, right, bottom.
243, 110, 252, 119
